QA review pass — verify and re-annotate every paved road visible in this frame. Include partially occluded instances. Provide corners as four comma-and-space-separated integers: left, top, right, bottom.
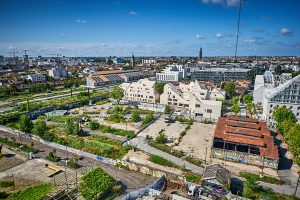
258, 181, 300, 197
0, 131, 155, 193
128, 136, 204, 174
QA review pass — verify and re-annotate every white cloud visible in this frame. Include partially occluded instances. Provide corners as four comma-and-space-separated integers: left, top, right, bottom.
244, 39, 256, 43
215, 33, 223, 39
196, 34, 205, 39
201, 0, 240, 7
129, 11, 137, 15
76, 19, 87, 23
280, 28, 293, 36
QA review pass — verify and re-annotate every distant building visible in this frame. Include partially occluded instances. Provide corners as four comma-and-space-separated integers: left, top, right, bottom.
112, 57, 124, 64
48, 67, 69, 78
199, 47, 203, 61
120, 78, 159, 104
131, 52, 135, 67
156, 64, 187, 82
86, 70, 153, 88
142, 59, 157, 65
25, 73, 46, 83
212, 116, 279, 169
191, 68, 251, 84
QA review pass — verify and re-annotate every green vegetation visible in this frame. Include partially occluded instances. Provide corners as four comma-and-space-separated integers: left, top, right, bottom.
185, 155, 203, 167
155, 130, 168, 144
8, 183, 53, 200
106, 114, 126, 123
89, 120, 100, 130
231, 102, 241, 116
149, 155, 175, 168
273, 106, 300, 165
142, 113, 154, 125
164, 105, 172, 114
110, 86, 124, 105
131, 111, 141, 122
67, 158, 80, 169
32, 119, 48, 137
0, 181, 14, 187
98, 124, 134, 137
0, 137, 38, 154
149, 141, 185, 158
231, 96, 239, 104
80, 167, 116, 200
242, 94, 253, 104
222, 81, 236, 97
240, 172, 284, 185
185, 172, 201, 184
46, 149, 60, 162
175, 116, 193, 125
64, 119, 84, 136
241, 172, 297, 200
18, 115, 33, 133
155, 82, 165, 95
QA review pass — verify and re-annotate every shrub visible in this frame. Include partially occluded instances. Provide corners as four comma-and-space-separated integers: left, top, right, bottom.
67, 159, 80, 169
239, 172, 284, 185
186, 155, 203, 167
0, 137, 38, 154
0, 181, 14, 187
142, 113, 154, 125
149, 141, 185, 158
8, 183, 53, 200
80, 167, 116, 200
155, 131, 167, 144
149, 155, 175, 168
185, 172, 201, 183
131, 111, 141, 122
89, 120, 100, 130
46, 151, 60, 162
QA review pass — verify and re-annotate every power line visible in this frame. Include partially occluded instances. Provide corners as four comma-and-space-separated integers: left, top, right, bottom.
234, 0, 242, 62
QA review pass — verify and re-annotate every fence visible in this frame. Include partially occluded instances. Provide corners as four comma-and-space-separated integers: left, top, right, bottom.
121, 175, 166, 200
0, 125, 116, 165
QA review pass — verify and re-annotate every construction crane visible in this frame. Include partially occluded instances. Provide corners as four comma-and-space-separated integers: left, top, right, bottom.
23, 49, 30, 56
8, 51, 18, 65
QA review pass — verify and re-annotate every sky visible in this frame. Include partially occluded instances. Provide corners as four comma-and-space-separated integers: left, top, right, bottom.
0, 0, 300, 57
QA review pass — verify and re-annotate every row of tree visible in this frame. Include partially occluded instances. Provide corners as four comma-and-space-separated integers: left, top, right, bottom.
273, 106, 300, 165
230, 94, 255, 116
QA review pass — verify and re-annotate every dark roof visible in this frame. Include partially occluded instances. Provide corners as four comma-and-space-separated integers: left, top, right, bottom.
202, 164, 230, 184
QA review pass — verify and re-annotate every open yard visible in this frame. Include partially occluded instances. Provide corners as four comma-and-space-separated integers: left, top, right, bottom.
173, 123, 215, 161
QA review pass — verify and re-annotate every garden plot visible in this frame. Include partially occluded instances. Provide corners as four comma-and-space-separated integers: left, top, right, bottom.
173, 122, 215, 161
139, 117, 188, 142
95, 117, 138, 132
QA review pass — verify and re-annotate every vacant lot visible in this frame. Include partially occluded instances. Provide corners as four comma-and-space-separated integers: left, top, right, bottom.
0, 147, 26, 172
139, 117, 187, 142
173, 123, 215, 161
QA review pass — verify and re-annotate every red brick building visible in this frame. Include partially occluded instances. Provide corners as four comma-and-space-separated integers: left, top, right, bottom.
211, 116, 279, 169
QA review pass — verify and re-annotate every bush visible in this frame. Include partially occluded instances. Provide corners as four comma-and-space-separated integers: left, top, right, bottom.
67, 159, 80, 169
0, 137, 38, 154
155, 130, 167, 144
89, 120, 100, 130
131, 111, 141, 122
46, 151, 60, 162
0, 181, 14, 187
186, 155, 203, 167
149, 155, 175, 168
142, 113, 154, 125
185, 172, 201, 183
80, 167, 116, 200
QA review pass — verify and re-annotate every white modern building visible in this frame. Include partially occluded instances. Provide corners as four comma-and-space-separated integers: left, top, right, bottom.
25, 73, 46, 83
48, 67, 70, 78
156, 64, 187, 82
120, 78, 159, 104
142, 59, 157, 65
254, 71, 300, 124
160, 81, 222, 121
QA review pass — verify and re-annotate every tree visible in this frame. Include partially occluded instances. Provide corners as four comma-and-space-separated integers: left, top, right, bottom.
231, 96, 239, 104
243, 94, 254, 104
142, 113, 154, 125
155, 82, 165, 95
65, 119, 84, 136
231, 103, 241, 116
246, 102, 255, 117
273, 106, 297, 124
155, 132, 168, 144
110, 86, 124, 105
223, 81, 236, 97
18, 115, 33, 133
274, 66, 282, 75
32, 120, 48, 136
164, 105, 172, 114
131, 111, 141, 122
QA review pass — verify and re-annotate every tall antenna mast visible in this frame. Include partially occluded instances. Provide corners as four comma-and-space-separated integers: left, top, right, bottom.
234, 0, 242, 63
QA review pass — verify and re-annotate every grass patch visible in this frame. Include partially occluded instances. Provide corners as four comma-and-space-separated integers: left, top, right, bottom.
185, 155, 203, 167
0, 137, 38, 154
149, 141, 185, 158
239, 172, 284, 185
8, 183, 53, 200
185, 172, 201, 184
98, 124, 134, 137
149, 155, 176, 168
0, 181, 14, 187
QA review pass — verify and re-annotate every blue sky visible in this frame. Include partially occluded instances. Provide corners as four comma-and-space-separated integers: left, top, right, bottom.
0, 0, 299, 57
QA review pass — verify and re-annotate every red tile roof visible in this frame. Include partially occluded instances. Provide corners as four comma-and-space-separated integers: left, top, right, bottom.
214, 117, 279, 159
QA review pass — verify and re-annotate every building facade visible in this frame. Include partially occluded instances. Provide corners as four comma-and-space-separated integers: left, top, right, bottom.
120, 78, 159, 104
25, 73, 46, 83
191, 68, 251, 84
212, 116, 279, 169
48, 67, 69, 78
156, 64, 187, 82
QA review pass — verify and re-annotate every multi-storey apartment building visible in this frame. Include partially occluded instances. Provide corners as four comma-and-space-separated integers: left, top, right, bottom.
156, 64, 187, 82
254, 72, 300, 124
25, 73, 46, 83
160, 81, 222, 121
48, 67, 70, 78
120, 78, 159, 104
191, 68, 251, 84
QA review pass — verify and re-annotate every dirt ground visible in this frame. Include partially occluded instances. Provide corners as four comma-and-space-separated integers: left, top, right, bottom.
173, 123, 215, 161
95, 117, 138, 132
123, 151, 183, 176
139, 117, 188, 143
0, 176, 41, 193
0, 147, 26, 172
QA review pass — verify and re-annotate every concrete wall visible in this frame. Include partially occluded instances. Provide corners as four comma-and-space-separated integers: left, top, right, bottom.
211, 148, 278, 169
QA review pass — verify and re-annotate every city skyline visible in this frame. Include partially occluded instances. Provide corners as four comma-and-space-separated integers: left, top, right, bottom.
0, 0, 300, 57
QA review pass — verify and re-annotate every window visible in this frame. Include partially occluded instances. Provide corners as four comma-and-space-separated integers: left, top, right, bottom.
207, 109, 212, 113
196, 104, 200, 108
196, 113, 203, 117
149, 96, 153, 99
